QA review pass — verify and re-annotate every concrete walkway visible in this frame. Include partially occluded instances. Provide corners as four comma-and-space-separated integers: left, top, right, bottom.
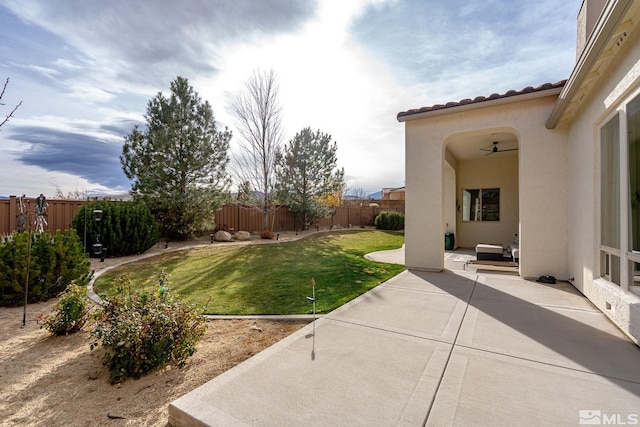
169, 249, 640, 426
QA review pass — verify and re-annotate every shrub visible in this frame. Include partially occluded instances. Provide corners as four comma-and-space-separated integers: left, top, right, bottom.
42, 283, 90, 335
374, 211, 405, 231
0, 230, 91, 307
90, 273, 207, 383
72, 200, 159, 258
260, 229, 275, 239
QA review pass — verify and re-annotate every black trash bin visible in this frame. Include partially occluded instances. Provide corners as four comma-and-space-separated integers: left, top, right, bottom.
444, 232, 455, 250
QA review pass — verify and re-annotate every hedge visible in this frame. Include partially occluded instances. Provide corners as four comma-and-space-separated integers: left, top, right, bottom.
72, 200, 159, 257
374, 211, 405, 231
0, 230, 90, 306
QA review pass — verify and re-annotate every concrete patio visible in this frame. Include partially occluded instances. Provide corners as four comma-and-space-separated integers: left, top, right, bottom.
169, 250, 640, 426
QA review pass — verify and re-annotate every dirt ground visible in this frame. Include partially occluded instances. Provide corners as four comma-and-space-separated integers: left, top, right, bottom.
0, 230, 335, 426
0, 299, 309, 426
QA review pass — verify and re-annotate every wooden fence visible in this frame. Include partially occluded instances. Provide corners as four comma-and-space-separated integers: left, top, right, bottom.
0, 196, 404, 235
0, 196, 84, 235
213, 204, 404, 232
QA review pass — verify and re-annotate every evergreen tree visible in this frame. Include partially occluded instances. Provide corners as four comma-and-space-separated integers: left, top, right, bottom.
72, 200, 159, 257
121, 76, 231, 239
275, 128, 345, 228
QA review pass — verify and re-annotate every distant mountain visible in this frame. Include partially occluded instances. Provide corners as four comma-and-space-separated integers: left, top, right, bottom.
367, 191, 382, 200
344, 191, 382, 200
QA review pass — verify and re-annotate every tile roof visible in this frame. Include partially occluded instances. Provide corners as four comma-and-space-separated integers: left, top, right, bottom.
397, 80, 567, 120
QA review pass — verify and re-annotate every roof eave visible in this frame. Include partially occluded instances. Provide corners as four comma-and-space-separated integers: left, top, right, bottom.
397, 87, 564, 123
546, 0, 633, 129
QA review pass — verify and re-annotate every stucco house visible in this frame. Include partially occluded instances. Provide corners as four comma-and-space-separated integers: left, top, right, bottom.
398, 0, 640, 344
381, 186, 406, 201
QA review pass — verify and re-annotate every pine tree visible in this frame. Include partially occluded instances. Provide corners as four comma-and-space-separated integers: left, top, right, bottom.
121, 76, 231, 239
275, 128, 345, 228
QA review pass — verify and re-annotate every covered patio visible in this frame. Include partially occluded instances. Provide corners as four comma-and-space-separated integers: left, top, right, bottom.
398, 82, 568, 280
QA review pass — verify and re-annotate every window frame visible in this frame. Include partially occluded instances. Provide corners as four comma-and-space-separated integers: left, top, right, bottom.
461, 187, 500, 222
597, 88, 640, 293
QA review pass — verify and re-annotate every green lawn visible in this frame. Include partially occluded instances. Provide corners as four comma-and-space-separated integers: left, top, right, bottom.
93, 230, 405, 315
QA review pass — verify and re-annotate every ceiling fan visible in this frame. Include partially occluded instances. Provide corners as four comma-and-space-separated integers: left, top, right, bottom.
480, 141, 518, 156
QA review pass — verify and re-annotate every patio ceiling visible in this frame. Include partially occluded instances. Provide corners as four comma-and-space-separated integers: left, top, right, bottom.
445, 131, 518, 161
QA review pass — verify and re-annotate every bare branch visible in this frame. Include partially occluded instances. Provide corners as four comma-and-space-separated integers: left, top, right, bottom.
0, 78, 22, 129
51, 182, 88, 200
231, 69, 285, 229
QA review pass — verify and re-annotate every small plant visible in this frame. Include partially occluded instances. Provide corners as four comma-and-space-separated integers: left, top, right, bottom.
90, 272, 207, 383
260, 229, 275, 239
42, 283, 90, 335
374, 211, 405, 231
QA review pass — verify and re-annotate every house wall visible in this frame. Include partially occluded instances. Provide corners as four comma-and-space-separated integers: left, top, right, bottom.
517, 105, 568, 280
444, 151, 458, 243
383, 191, 405, 201
577, 0, 608, 60
405, 119, 445, 270
404, 95, 568, 277
566, 19, 640, 344
456, 155, 518, 248
444, 161, 456, 242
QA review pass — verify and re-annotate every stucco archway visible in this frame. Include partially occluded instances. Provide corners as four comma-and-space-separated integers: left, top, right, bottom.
443, 128, 520, 250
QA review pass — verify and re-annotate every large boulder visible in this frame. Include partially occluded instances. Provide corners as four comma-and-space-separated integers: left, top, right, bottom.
234, 231, 251, 241
214, 230, 232, 242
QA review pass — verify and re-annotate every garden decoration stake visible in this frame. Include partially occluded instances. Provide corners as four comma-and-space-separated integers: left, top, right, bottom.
306, 278, 317, 360
22, 214, 32, 328
22, 194, 48, 327
92, 209, 106, 261
16, 195, 27, 233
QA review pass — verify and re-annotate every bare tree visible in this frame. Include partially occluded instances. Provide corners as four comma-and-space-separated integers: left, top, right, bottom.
0, 78, 22, 129
52, 182, 87, 200
231, 69, 285, 230
349, 186, 368, 199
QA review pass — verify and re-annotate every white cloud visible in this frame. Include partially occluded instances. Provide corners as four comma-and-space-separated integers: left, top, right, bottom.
0, 0, 580, 197
204, 3, 403, 193
24, 64, 59, 79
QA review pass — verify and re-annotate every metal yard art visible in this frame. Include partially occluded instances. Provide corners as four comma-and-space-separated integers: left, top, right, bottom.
18, 194, 49, 327
15, 194, 48, 235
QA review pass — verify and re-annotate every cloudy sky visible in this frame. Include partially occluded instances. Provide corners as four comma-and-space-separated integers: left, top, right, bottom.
0, 0, 580, 198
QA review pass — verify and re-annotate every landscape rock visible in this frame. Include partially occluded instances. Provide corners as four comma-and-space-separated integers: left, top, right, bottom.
214, 230, 232, 242
249, 322, 263, 332
234, 231, 251, 241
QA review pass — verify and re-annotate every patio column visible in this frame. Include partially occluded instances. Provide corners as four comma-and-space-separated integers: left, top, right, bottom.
405, 123, 444, 271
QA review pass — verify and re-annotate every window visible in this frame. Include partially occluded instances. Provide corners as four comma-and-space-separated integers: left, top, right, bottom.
627, 94, 640, 291
462, 188, 500, 221
598, 92, 640, 291
600, 114, 620, 285
627, 95, 640, 251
